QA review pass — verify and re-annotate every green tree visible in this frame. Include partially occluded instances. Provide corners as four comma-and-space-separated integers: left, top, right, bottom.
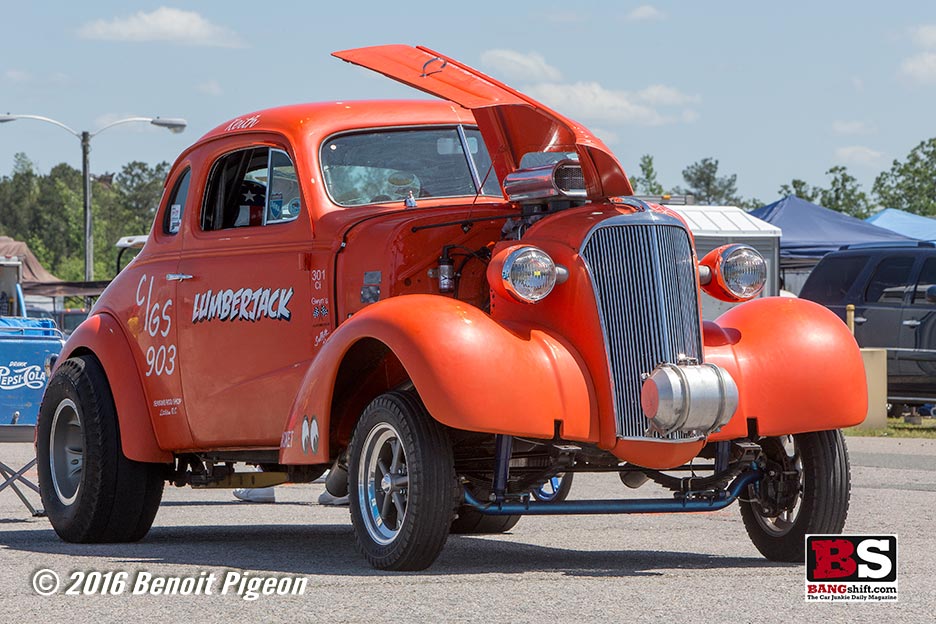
778, 179, 818, 203
873, 138, 936, 216
629, 154, 665, 194
819, 165, 870, 219
93, 161, 169, 279
675, 157, 742, 205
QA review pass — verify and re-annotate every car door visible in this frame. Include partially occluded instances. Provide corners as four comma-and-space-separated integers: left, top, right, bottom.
855, 254, 916, 386
897, 255, 936, 400
122, 165, 194, 450
176, 140, 314, 447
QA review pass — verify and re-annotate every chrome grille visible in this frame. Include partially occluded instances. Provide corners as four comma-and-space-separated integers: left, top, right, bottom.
580, 216, 703, 440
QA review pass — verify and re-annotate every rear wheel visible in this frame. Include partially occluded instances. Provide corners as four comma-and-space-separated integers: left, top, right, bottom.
531, 472, 574, 503
37, 355, 165, 543
739, 430, 850, 562
348, 391, 455, 570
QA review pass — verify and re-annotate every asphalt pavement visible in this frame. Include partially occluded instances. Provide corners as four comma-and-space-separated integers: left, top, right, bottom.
1, 436, 933, 624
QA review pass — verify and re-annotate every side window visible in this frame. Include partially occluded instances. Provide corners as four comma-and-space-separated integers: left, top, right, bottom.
864, 256, 915, 304
800, 255, 868, 304
201, 147, 300, 231
911, 257, 936, 305
162, 168, 191, 235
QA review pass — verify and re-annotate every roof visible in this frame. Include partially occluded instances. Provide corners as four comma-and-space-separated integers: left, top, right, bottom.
199, 99, 477, 145
866, 208, 936, 242
0, 236, 60, 284
670, 205, 780, 238
750, 196, 916, 259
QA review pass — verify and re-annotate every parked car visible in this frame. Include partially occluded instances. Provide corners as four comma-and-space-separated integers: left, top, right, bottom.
37, 45, 867, 571
800, 242, 936, 406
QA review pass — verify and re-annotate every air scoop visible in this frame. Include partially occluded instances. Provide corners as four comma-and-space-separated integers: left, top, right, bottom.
640, 362, 739, 436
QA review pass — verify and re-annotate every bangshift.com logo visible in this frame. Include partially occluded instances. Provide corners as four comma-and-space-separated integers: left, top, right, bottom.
805, 535, 898, 602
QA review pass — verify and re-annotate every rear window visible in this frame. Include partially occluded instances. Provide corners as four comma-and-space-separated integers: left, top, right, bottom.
800, 255, 869, 304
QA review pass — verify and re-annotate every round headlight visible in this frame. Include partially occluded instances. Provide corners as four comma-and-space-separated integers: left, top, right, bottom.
719, 245, 767, 299
502, 246, 557, 303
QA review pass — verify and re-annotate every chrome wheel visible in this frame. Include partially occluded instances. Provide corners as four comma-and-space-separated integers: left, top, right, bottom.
49, 398, 83, 506
358, 422, 409, 546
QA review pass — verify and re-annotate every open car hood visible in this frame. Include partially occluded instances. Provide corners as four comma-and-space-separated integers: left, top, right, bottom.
333, 45, 633, 199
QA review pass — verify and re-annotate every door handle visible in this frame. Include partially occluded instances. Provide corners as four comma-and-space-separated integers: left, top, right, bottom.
853, 316, 867, 325
903, 319, 922, 328
166, 273, 194, 282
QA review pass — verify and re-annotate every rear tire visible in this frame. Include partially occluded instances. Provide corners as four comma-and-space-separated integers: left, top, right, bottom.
37, 355, 165, 543
450, 507, 521, 534
739, 430, 850, 562
348, 391, 455, 570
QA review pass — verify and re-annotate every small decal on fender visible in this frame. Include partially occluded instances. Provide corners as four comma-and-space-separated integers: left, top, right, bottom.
300, 415, 319, 454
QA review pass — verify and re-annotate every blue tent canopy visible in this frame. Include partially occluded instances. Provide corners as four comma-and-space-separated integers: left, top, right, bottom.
750, 196, 917, 260
866, 208, 936, 241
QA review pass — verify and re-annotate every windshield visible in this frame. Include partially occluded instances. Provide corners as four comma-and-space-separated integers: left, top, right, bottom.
320, 126, 501, 206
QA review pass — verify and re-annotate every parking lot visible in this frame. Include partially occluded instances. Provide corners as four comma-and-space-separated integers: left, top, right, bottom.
1, 436, 933, 623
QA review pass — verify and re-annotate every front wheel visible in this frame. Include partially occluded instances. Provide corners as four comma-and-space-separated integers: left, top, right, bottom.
37, 355, 165, 543
348, 391, 455, 570
739, 430, 850, 562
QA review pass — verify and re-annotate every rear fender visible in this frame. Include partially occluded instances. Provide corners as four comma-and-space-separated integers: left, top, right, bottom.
705, 297, 867, 440
280, 295, 596, 464
57, 313, 172, 463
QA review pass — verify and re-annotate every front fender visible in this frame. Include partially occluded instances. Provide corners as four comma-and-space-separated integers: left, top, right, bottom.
280, 295, 596, 464
705, 297, 867, 440
57, 313, 172, 463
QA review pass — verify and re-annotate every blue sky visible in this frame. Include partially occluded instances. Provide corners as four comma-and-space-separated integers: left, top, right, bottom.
2, 2, 935, 206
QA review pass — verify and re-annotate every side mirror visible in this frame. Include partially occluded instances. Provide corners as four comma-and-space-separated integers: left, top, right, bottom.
926, 285, 936, 303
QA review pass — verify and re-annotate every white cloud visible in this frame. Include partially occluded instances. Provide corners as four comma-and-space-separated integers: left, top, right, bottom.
851, 76, 865, 92
832, 120, 874, 135
835, 145, 884, 168
634, 84, 700, 106
910, 24, 936, 48
78, 7, 242, 48
4, 69, 30, 82
197, 80, 223, 96
626, 5, 666, 21
588, 127, 620, 144
900, 52, 936, 84
480, 49, 562, 81
524, 81, 695, 126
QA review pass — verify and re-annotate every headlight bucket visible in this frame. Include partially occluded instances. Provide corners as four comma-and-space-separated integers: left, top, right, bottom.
699, 244, 767, 302
488, 245, 558, 303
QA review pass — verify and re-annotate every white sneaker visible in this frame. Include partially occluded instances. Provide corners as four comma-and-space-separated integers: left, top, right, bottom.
233, 487, 276, 503
318, 490, 349, 506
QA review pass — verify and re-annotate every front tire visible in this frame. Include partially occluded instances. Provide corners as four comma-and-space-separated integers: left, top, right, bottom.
348, 391, 455, 570
37, 355, 165, 543
739, 430, 850, 562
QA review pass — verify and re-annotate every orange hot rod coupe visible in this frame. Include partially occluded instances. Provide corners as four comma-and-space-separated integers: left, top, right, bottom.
36, 45, 866, 570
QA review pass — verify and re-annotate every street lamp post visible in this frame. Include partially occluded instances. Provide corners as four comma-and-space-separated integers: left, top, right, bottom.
0, 114, 187, 281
